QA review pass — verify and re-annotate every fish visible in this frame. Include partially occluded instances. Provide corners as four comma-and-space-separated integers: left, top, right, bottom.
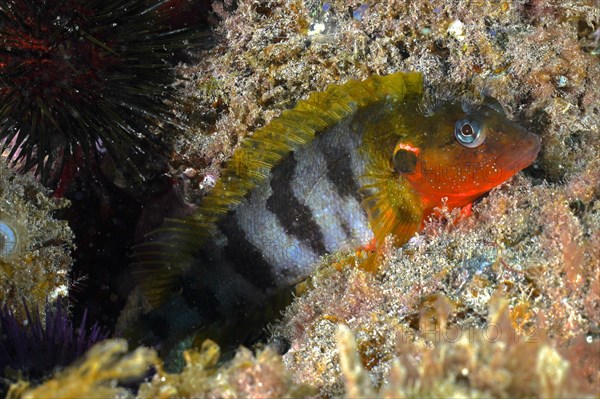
130, 72, 541, 351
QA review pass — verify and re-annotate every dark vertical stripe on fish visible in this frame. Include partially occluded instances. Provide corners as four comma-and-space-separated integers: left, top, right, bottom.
266, 153, 328, 255
320, 145, 363, 203
218, 211, 278, 290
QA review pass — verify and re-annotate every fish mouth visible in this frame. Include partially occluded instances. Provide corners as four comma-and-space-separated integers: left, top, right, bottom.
498, 131, 541, 174
517, 132, 541, 170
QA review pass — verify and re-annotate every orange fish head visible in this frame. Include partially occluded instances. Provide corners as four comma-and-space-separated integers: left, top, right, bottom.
393, 101, 541, 210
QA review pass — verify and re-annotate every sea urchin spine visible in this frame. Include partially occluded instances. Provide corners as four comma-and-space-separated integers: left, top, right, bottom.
0, 299, 108, 393
0, 0, 194, 185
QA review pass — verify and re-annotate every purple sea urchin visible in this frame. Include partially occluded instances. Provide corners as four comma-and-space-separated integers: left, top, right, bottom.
0, 300, 108, 393
0, 0, 195, 185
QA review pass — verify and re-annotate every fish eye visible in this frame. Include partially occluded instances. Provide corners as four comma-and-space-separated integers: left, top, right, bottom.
454, 118, 486, 148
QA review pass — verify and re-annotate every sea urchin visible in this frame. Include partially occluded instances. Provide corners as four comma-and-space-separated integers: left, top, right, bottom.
0, 300, 108, 393
0, 0, 194, 184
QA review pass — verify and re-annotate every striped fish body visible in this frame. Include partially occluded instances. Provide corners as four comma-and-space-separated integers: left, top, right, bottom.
149, 96, 420, 345
132, 72, 540, 350
187, 115, 375, 316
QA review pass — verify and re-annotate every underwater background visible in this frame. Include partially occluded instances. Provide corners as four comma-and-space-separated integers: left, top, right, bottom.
1, 0, 599, 397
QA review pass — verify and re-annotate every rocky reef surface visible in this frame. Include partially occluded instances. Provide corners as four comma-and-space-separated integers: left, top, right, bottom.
0, 163, 73, 321
2, 0, 599, 397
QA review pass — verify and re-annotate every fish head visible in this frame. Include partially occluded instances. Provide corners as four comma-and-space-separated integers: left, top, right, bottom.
393, 100, 541, 209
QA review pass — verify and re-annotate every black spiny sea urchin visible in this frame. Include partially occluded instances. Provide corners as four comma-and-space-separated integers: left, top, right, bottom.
0, 0, 194, 185
0, 300, 108, 393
